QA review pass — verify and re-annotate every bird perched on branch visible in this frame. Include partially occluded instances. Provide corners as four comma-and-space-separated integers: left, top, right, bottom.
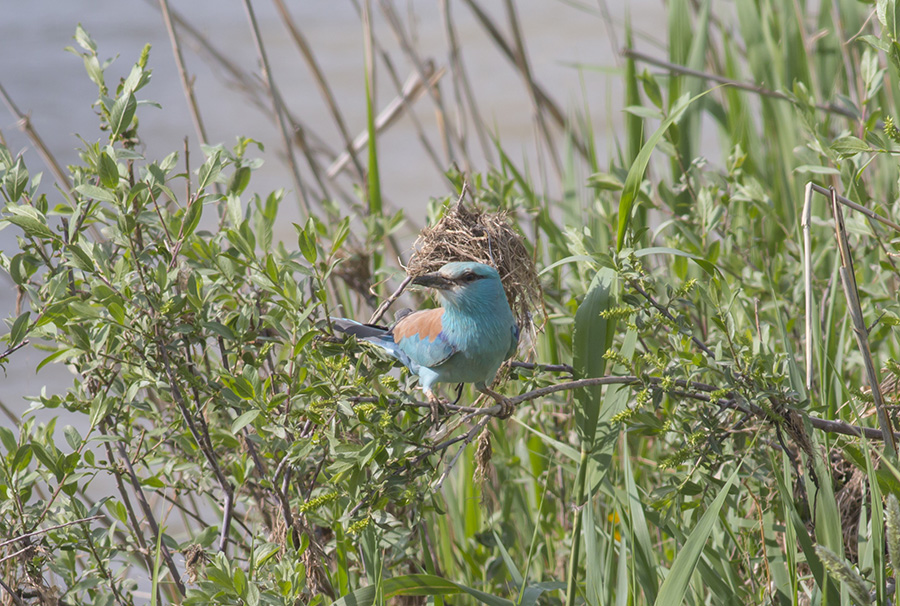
333, 261, 519, 420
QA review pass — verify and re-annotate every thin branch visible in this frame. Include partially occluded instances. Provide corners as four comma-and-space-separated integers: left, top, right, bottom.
0, 576, 26, 606
158, 0, 210, 147
367, 276, 413, 325
115, 442, 187, 596
629, 279, 716, 358
622, 48, 859, 121
509, 360, 575, 374
271, 0, 366, 183
326, 64, 446, 179
158, 337, 235, 552
432, 415, 491, 491
0, 340, 29, 362
830, 187, 897, 455
462, 0, 589, 160
240, 0, 311, 213
808, 182, 900, 233
0, 80, 72, 199
350, 373, 894, 441
0, 515, 103, 550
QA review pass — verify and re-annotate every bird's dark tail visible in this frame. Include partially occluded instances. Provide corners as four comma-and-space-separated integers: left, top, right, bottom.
330, 317, 416, 371
331, 318, 389, 339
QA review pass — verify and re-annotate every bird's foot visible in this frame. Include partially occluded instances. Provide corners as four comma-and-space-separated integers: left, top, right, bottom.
424, 390, 446, 424
480, 387, 515, 419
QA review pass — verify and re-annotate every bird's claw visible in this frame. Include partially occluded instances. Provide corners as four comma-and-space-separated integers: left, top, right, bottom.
495, 396, 515, 419
425, 391, 447, 425
480, 388, 515, 419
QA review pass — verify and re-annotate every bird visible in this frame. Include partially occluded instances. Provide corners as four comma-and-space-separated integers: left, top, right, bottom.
332, 261, 519, 420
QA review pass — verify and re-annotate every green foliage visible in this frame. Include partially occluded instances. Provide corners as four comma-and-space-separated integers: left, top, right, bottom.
5, 0, 900, 603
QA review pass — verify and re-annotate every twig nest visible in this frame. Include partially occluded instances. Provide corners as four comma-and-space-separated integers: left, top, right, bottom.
406, 198, 542, 331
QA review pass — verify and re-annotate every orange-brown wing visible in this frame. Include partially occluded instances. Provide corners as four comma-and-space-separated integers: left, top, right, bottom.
390, 308, 456, 368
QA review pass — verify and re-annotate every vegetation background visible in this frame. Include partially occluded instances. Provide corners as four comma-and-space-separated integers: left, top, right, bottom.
3, 0, 900, 605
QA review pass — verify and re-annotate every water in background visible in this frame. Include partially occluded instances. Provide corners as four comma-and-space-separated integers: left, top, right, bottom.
0, 1, 663, 415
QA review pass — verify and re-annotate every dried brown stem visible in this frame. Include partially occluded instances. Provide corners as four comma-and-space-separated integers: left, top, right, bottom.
0, 80, 72, 199
622, 48, 859, 121
241, 0, 311, 213
158, 0, 210, 147
272, 0, 365, 183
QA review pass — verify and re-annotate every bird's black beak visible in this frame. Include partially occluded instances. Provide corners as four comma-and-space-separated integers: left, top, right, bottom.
412, 271, 455, 290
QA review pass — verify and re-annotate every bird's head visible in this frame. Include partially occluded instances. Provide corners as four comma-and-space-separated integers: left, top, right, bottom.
412, 262, 506, 310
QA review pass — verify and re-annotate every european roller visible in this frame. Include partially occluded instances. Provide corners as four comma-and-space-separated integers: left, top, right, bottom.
333, 261, 519, 419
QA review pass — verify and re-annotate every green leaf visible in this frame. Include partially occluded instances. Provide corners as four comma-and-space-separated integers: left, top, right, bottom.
793, 165, 841, 175
98, 151, 119, 188
109, 92, 137, 138
202, 321, 235, 341
63, 425, 83, 450
298, 229, 317, 264
67, 243, 95, 272
4, 205, 54, 239
586, 173, 624, 191
830, 135, 871, 157
8, 311, 31, 347
37, 348, 75, 372
616, 88, 716, 252
653, 464, 742, 606
30, 442, 60, 477
198, 151, 223, 192
572, 268, 617, 447
75, 184, 118, 204
180, 198, 203, 240
231, 409, 260, 434
5, 156, 29, 201
224, 376, 255, 400
74, 24, 97, 52
228, 166, 251, 195
0, 426, 16, 453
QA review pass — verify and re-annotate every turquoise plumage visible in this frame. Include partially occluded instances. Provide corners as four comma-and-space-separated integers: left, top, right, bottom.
333, 262, 519, 417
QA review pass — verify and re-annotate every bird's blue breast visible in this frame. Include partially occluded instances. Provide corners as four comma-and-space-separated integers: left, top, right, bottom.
396, 295, 517, 387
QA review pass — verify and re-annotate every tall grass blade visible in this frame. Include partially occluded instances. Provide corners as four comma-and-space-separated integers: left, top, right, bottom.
362, 0, 383, 284
651, 464, 741, 606
616, 88, 716, 252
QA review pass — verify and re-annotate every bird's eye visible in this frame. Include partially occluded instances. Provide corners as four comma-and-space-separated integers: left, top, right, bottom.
463, 273, 476, 282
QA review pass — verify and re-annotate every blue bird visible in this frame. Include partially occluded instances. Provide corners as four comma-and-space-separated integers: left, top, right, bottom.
333, 261, 519, 418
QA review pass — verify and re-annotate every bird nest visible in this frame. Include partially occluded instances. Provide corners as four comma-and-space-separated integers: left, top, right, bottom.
405, 194, 542, 331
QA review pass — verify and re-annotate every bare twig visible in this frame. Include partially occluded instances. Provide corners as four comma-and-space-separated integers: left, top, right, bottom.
801, 182, 814, 390
326, 64, 446, 179
0, 515, 103, 550
0, 576, 26, 606
0, 80, 72, 199
0, 545, 31, 566
432, 415, 491, 491
158, 338, 235, 552
350, 374, 894, 441
0, 340, 29, 362
115, 442, 187, 596
830, 187, 897, 455
367, 275, 413, 325
622, 48, 860, 121
272, 0, 366, 183
808, 182, 900, 233
158, 0, 210, 147
240, 0, 311, 212
503, 0, 561, 178
462, 0, 589, 160
441, 0, 492, 164
509, 360, 575, 374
